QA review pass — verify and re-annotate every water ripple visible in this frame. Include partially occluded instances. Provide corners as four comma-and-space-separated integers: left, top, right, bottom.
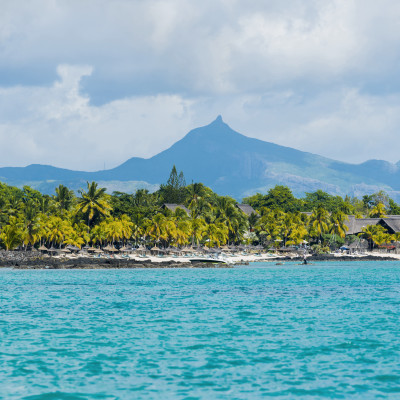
1, 262, 400, 398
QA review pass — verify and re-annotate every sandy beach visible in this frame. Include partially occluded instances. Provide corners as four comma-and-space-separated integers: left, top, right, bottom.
1, 250, 399, 269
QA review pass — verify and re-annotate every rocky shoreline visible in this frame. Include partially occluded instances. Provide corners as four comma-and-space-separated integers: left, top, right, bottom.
306, 254, 399, 262
0, 251, 232, 269
0, 251, 398, 269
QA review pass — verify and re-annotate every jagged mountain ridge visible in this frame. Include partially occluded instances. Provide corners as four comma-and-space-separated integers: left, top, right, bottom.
1, 116, 400, 199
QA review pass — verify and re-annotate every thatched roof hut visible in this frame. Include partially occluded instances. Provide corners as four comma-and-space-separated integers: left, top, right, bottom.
162, 204, 190, 215
66, 245, 80, 252
120, 246, 133, 252
236, 204, 256, 216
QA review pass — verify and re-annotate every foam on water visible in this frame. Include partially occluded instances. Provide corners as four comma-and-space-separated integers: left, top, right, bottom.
1, 262, 400, 399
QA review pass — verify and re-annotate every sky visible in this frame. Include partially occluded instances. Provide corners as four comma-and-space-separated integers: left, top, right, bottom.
1, 0, 400, 171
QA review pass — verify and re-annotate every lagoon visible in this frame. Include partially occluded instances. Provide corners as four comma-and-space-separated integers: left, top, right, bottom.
1, 262, 400, 399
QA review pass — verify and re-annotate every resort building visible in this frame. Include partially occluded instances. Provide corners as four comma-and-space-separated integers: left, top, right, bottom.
346, 215, 400, 235
236, 204, 256, 216
162, 203, 190, 215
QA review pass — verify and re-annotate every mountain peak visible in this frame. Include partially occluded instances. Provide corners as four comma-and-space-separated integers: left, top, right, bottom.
212, 115, 224, 124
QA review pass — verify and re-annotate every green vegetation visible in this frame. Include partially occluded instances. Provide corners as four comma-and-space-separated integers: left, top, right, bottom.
0, 167, 399, 252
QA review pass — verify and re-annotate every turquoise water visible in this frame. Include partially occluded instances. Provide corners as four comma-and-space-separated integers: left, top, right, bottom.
1, 262, 400, 399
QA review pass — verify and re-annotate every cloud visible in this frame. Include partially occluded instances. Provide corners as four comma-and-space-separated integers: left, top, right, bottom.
1, 65, 400, 171
0, 66, 197, 170
2, 0, 400, 98
1, 1, 400, 169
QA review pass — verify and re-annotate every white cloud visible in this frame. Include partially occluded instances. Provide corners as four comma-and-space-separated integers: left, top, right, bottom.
1, 66, 400, 172
0, 66, 197, 170
1, 0, 400, 95
1, 1, 400, 169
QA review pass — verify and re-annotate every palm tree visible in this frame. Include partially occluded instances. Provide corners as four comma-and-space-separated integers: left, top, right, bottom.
187, 183, 206, 218
215, 197, 246, 244
119, 214, 133, 245
3, 196, 23, 220
310, 207, 330, 243
21, 200, 41, 249
0, 217, 23, 250
359, 225, 386, 250
204, 222, 229, 248
330, 211, 349, 239
45, 216, 71, 248
369, 202, 386, 218
146, 214, 167, 244
131, 213, 145, 246
77, 182, 111, 232
372, 231, 391, 248
63, 229, 85, 249
190, 217, 206, 246
175, 220, 191, 246
54, 184, 75, 215
91, 222, 108, 247
248, 212, 259, 232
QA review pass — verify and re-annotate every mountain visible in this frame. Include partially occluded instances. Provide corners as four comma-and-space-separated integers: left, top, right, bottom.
1, 115, 400, 200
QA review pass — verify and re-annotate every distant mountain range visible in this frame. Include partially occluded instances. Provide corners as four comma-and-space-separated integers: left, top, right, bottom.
1, 116, 400, 200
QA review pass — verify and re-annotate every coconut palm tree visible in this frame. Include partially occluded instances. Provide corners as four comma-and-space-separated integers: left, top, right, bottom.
369, 202, 386, 218
131, 213, 145, 246
54, 184, 75, 215
359, 225, 386, 250
204, 222, 229, 248
187, 183, 206, 217
77, 182, 111, 232
45, 216, 71, 248
174, 220, 191, 246
63, 229, 85, 249
310, 207, 330, 243
190, 217, 207, 246
0, 217, 23, 250
146, 213, 167, 244
330, 211, 349, 239
21, 200, 41, 249
91, 222, 108, 247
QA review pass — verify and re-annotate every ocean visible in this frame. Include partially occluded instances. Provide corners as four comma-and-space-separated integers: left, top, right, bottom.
1, 262, 400, 399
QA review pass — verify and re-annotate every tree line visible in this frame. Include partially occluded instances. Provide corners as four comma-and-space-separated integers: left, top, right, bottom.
0, 166, 399, 252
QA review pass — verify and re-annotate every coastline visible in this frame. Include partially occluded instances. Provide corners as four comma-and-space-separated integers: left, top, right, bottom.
0, 251, 399, 269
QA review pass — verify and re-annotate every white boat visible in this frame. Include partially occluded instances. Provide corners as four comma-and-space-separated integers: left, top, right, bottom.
190, 253, 232, 265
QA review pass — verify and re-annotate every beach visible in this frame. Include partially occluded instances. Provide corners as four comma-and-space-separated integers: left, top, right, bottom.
1, 250, 399, 269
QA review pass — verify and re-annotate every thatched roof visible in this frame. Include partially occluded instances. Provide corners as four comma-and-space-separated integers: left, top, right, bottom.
120, 246, 133, 252
66, 245, 80, 251
162, 204, 190, 214
346, 216, 400, 235
236, 204, 256, 216
38, 245, 48, 251
103, 245, 118, 252
380, 218, 400, 234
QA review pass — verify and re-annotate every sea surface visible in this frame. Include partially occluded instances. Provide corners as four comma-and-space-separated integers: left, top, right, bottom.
1, 262, 400, 399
